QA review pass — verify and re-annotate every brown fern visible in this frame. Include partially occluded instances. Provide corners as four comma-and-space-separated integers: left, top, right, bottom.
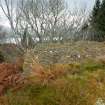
0, 57, 24, 95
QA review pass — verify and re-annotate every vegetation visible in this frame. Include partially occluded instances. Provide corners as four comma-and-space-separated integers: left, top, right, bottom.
1, 58, 105, 105
90, 0, 105, 40
0, 42, 104, 105
1, 0, 105, 105
0, 51, 5, 63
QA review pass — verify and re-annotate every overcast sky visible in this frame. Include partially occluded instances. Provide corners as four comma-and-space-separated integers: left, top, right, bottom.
0, 0, 95, 28
67, 0, 95, 11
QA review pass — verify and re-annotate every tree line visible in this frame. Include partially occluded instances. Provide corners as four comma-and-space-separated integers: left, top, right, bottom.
90, 0, 105, 41
0, 0, 105, 51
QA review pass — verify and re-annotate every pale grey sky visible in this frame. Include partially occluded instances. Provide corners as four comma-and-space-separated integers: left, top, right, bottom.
0, 0, 95, 28
66, 0, 95, 11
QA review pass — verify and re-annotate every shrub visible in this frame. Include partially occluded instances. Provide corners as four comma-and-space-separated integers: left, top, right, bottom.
0, 51, 5, 63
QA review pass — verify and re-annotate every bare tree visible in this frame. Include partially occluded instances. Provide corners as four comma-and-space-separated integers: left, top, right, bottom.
0, 0, 90, 48
0, 0, 36, 51
18, 0, 68, 43
0, 0, 21, 47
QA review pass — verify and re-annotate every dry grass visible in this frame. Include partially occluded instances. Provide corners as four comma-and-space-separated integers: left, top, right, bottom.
1, 41, 105, 105
0, 61, 105, 105
0, 57, 24, 95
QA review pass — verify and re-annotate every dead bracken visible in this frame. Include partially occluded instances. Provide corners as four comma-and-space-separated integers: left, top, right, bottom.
0, 58, 24, 95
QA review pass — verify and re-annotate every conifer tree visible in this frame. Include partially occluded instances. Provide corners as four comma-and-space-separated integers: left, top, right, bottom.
97, 0, 105, 32
90, 0, 105, 41
90, 0, 101, 30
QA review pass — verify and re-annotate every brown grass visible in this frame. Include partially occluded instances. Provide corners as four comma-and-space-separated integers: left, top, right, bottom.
0, 57, 24, 95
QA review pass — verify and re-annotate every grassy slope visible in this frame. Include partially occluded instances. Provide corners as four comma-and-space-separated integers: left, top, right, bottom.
28, 41, 105, 65
1, 41, 105, 105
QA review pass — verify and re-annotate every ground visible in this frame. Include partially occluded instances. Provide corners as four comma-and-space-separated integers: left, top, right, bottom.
0, 41, 105, 105
28, 41, 105, 64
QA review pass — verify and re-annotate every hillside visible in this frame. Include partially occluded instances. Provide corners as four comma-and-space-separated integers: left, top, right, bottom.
0, 41, 105, 105
27, 41, 105, 65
